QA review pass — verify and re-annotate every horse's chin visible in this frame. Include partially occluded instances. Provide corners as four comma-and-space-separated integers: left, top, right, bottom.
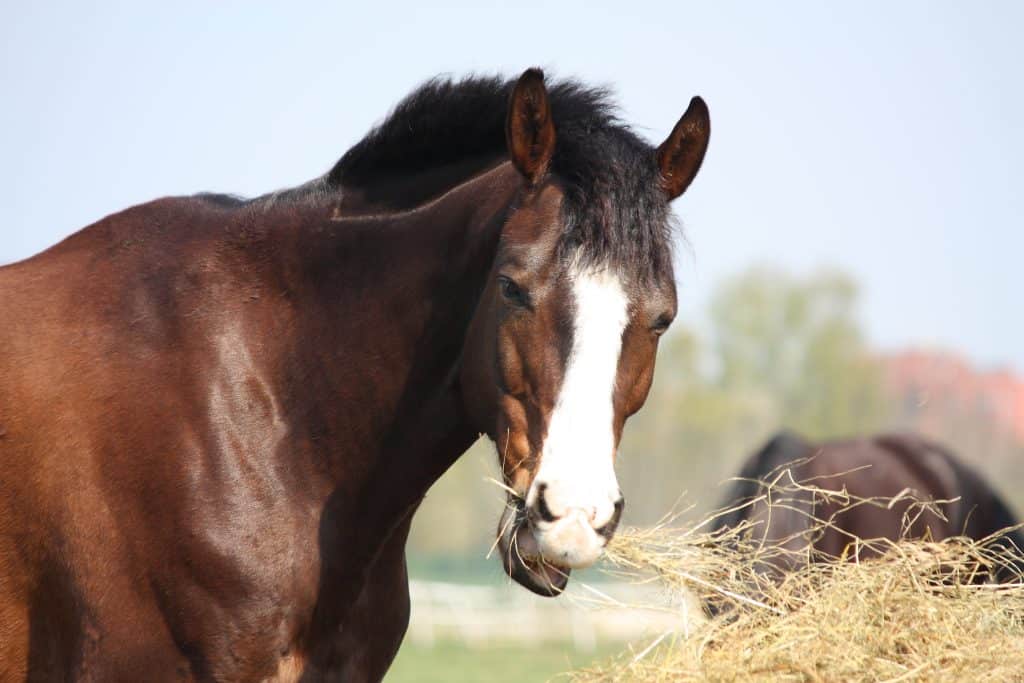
498, 507, 571, 597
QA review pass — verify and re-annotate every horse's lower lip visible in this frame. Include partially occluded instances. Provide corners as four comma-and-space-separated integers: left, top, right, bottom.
518, 554, 571, 595
502, 524, 571, 597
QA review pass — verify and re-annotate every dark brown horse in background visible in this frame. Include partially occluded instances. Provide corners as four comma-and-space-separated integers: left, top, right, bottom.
714, 431, 1024, 579
0, 69, 710, 680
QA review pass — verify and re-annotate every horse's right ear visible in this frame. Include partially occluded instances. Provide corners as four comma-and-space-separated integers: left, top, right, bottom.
506, 68, 556, 186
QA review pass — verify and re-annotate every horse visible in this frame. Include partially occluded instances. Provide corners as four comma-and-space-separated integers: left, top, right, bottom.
713, 431, 1024, 580
0, 69, 710, 680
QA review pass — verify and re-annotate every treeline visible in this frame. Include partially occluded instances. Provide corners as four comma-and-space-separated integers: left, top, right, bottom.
407, 266, 1024, 558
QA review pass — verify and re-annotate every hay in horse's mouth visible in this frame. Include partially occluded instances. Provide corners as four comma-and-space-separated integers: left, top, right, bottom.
504, 526, 572, 597
498, 498, 572, 597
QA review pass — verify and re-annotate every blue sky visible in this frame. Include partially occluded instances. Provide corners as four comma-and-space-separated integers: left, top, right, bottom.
2, 2, 1021, 370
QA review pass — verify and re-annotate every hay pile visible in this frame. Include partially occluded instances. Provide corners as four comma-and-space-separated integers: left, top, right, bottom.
567, 482, 1024, 682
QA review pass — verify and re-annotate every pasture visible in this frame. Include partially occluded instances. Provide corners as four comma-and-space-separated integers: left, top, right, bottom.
388, 642, 613, 683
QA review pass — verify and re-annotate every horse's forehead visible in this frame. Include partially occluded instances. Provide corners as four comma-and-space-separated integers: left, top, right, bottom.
499, 182, 675, 307
503, 242, 666, 315
554, 263, 642, 335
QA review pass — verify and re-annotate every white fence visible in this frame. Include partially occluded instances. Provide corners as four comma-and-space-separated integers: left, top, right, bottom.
406, 579, 704, 650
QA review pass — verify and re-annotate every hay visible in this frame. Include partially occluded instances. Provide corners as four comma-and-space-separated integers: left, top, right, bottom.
566, 477, 1024, 682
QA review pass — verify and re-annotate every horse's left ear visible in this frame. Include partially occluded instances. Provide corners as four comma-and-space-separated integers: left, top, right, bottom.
656, 96, 710, 200
506, 68, 556, 186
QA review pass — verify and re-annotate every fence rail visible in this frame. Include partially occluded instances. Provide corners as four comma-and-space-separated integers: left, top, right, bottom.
406, 579, 703, 650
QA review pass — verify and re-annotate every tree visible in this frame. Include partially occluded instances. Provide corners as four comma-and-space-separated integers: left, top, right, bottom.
708, 267, 891, 439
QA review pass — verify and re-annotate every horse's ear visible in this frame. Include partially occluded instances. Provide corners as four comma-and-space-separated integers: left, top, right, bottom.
506, 68, 556, 185
656, 96, 710, 200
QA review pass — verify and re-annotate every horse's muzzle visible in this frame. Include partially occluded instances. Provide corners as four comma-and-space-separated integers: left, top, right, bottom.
497, 498, 572, 597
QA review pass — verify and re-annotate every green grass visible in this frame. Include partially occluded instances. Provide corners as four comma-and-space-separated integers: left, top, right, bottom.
386, 641, 617, 683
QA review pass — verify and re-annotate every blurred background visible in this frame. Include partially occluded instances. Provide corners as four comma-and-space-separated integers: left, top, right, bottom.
3, 3, 1022, 681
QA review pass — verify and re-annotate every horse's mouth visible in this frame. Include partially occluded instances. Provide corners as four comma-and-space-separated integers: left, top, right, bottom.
498, 500, 571, 597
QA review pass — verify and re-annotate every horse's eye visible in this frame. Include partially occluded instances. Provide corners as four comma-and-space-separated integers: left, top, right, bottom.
498, 276, 528, 307
651, 314, 673, 335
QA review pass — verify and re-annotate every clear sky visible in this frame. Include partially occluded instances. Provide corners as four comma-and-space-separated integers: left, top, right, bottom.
2, 2, 1021, 371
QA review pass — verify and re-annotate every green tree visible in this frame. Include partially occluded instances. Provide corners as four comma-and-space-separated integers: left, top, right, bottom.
708, 267, 891, 439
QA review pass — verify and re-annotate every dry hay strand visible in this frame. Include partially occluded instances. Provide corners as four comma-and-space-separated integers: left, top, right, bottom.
567, 475, 1024, 682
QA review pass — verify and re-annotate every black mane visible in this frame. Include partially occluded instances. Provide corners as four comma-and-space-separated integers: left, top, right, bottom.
330, 74, 675, 281
330, 75, 617, 186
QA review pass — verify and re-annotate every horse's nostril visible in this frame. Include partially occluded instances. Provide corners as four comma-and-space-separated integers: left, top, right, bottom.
533, 482, 558, 523
596, 497, 625, 541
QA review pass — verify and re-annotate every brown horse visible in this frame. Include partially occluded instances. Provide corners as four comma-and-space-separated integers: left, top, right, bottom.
0, 69, 709, 680
714, 431, 1024, 578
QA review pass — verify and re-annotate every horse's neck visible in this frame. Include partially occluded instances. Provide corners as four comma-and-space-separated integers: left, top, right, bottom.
264, 163, 514, 534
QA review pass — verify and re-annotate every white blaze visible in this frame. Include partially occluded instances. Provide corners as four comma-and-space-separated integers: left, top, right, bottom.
526, 264, 628, 567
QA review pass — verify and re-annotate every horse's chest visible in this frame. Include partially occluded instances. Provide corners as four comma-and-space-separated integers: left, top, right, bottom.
194, 530, 410, 681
